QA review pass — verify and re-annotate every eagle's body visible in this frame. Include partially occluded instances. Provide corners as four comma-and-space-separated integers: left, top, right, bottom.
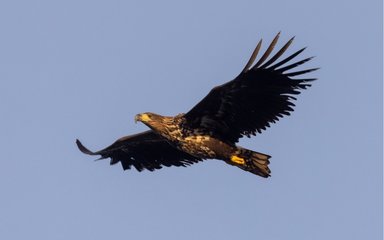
129, 112, 271, 176
76, 33, 317, 178
135, 113, 229, 160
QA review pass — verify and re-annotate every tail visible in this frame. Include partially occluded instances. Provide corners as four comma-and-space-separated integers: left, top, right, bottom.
229, 147, 271, 178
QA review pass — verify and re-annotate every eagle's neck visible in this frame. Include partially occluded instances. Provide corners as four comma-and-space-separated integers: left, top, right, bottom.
154, 114, 185, 143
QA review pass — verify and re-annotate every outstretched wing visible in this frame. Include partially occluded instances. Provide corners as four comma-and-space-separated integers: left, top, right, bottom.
184, 33, 317, 143
76, 130, 202, 172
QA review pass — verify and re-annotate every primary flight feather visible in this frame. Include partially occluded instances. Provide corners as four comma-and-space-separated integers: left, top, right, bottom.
76, 33, 317, 177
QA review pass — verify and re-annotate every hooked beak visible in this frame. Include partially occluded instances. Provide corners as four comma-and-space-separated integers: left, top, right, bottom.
134, 114, 141, 123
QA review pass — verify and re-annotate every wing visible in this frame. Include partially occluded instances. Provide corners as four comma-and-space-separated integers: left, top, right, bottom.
76, 130, 202, 172
184, 33, 317, 143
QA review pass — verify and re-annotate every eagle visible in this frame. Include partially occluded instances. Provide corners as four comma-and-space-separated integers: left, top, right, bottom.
76, 33, 317, 178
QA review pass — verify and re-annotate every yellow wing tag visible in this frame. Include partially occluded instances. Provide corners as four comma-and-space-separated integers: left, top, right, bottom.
230, 155, 245, 165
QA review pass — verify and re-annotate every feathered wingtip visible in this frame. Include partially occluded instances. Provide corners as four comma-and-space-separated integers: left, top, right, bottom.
241, 32, 317, 76
242, 32, 284, 73
76, 139, 98, 155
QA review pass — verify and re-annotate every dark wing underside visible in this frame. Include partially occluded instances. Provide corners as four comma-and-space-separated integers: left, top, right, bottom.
184, 33, 317, 143
76, 130, 201, 172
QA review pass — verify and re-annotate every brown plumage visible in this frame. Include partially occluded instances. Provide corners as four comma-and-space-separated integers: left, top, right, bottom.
76, 33, 317, 177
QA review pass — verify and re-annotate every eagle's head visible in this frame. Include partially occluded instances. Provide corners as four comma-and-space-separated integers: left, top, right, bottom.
135, 112, 160, 124
135, 112, 182, 139
135, 112, 171, 133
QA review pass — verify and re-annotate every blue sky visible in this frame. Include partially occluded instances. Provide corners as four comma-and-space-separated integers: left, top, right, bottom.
0, 0, 382, 239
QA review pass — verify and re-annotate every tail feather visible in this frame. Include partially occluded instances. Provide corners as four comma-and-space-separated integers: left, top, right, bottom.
229, 148, 271, 178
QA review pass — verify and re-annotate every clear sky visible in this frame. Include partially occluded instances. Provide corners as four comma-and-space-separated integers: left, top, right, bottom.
0, 1, 382, 239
